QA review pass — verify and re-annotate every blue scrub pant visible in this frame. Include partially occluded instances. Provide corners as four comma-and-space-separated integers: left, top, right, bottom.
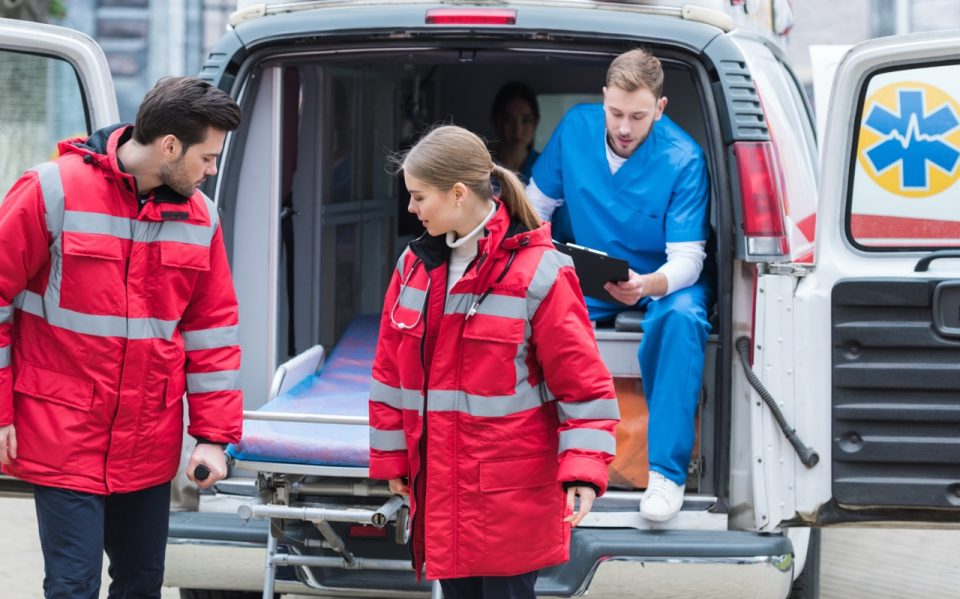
591, 282, 712, 486
33, 482, 171, 599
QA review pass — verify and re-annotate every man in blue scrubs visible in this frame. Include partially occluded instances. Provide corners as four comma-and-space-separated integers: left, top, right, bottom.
528, 48, 712, 521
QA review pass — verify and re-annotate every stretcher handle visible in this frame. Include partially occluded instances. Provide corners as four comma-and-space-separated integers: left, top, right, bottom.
194, 464, 211, 481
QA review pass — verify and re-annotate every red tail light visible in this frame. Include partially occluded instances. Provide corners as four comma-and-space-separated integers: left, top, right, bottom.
734, 141, 788, 256
425, 8, 517, 25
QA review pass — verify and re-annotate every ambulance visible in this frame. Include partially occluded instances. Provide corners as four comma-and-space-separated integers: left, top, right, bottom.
1, 1, 959, 597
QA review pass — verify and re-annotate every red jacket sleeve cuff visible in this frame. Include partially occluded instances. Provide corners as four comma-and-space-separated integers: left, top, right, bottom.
369, 453, 409, 481
558, 454, 609, 496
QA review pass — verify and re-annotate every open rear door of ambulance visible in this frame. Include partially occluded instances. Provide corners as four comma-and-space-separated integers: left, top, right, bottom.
793, 30, 960, 524
0, 17, 118, 496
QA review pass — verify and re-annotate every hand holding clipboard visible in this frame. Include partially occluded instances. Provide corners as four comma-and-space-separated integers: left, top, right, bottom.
554, 242, 630, 304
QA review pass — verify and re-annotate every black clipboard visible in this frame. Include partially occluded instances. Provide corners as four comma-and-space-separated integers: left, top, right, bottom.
554, 241, 630, 304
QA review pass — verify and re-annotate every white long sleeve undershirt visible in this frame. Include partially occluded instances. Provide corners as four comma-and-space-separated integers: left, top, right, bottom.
526, 138, 706, 297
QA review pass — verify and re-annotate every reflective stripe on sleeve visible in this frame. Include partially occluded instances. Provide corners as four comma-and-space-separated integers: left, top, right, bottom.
182, 325, 239, 351
370, 379, 403, 409
15, 290, 178, 340
526, 250, 571, 319
186, 369, 240, 394
33, 162, 65, 239
558, 428, 616, 456
0, 346, 9, 369
0, 304, 12, 324
556, 398, 620, 423
369, 428, 406, 452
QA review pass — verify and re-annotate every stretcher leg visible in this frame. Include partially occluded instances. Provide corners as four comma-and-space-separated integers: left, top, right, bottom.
262, 520, 279, 599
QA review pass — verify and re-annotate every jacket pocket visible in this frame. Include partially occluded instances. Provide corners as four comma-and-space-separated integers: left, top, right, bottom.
60, 233, 126, 315
479, 452, 563, 557
160, 242, 210, 271
13, 362, 95, 411
153, 242, 210, 319
479, 452, 556, 492
460, 315, 526, 396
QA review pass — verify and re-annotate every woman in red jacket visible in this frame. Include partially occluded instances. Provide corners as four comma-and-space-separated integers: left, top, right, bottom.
368, 125, 619, 598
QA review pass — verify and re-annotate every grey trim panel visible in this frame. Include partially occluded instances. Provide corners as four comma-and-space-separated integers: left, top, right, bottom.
182, 325, 240, 351
186, 369, 241, 393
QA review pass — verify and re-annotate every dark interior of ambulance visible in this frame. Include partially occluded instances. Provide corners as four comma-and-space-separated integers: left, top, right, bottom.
221, 45, 727, 502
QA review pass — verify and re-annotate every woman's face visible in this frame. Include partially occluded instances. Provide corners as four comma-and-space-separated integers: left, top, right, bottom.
405, 173, 460, 237
494, 97, 537, 149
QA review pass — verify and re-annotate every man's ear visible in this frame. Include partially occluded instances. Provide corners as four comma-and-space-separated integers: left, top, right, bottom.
656, 96, 669, 120
158, 134, 181, 158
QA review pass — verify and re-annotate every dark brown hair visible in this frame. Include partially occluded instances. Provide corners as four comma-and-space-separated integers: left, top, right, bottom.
134, 76, 242, 150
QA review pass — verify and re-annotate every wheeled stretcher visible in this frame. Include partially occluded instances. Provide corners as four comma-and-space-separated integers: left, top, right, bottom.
227, 316, 441, 598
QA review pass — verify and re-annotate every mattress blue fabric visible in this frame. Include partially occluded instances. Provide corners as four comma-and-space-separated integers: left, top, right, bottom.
228, 315, 380, 467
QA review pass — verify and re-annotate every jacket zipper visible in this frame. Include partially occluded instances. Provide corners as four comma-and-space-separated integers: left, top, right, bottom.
410, 284, 430, 572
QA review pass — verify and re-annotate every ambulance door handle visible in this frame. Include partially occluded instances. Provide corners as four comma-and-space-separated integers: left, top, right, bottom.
914, 250, 960, 272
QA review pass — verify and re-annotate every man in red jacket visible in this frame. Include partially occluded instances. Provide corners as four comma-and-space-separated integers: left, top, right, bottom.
0, 76, 243, 598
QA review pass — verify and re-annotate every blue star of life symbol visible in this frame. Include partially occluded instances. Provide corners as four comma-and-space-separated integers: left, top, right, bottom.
863, 89, 960, 190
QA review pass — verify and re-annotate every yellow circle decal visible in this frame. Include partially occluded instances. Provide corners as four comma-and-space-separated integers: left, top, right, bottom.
857, 81, 960, 198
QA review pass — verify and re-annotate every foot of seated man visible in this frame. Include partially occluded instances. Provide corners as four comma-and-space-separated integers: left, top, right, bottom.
640, 471, 685, 521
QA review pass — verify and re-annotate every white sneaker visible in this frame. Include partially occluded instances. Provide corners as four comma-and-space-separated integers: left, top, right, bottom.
640, 471, 685, 522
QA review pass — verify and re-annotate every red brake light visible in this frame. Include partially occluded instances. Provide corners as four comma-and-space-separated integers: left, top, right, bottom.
425, 8, 517, 25
734, 141, 788, 256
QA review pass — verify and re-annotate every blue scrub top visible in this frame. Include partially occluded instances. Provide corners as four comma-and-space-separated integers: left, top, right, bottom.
532, 104, 709, 313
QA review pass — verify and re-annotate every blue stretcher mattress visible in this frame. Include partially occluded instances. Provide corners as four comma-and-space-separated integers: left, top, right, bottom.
228, 315, 380, 468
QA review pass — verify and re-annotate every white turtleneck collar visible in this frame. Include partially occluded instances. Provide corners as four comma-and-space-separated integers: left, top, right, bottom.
446, 200, 497, 294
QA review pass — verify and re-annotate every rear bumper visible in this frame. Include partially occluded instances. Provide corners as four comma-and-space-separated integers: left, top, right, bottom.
166, 512, 794, 598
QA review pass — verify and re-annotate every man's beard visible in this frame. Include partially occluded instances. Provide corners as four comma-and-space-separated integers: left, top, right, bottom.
158, 157, 197, 198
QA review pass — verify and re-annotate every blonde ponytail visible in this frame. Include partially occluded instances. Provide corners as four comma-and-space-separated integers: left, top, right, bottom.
492, 164, 541, 231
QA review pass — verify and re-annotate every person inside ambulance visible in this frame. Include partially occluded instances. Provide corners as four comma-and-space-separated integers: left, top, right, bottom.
527, 48, 712, 522
489, 81, 541, 183
0, 76, 243, 597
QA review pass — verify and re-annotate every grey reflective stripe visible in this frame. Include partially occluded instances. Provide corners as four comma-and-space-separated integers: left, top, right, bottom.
0, 304, 12, 324
182, 325, 239, 351
62, 211, 213, 247
34, 162, 65, 239
558, 428, 617, 456
370, 428, 406, 451
527, 250, 571, 319
557, 398, 621, 423
402, 388, 424, 411
398, 284, 427, 312
427, 382, 544, 418
445, 292, 527, 319
200, 192, 219, 232
0, 346, 9, 368
15, 290, 178, 340
369, 379, 402, 409
186, 369, 240, 394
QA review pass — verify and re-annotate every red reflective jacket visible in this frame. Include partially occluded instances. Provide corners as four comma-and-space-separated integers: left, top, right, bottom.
0, 125, 243, 494
369, 202, 618, 580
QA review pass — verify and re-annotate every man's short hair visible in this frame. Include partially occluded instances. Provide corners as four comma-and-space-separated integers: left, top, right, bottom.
606, 48, 664, 98
134, 76, 242, 150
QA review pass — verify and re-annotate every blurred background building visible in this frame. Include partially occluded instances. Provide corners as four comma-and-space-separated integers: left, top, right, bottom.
4, 0, 960, 121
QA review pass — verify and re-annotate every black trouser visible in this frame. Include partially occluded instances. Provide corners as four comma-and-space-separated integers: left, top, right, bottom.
439, 570, 538, 599
34, 482, 171, 599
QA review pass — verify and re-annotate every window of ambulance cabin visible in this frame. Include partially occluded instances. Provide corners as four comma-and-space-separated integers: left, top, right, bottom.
0, 50, 88, 197
848, 62, 960, 251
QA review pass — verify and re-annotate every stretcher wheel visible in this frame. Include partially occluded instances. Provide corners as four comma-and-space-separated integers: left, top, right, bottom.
394, 505, 410, 545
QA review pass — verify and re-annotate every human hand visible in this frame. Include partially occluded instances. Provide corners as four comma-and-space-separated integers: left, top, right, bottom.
563, 485, 597, 528
186, 443, 228, 489
0, 424, 16, 466
388, 477, 410, 496
604, 270, 646, 305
